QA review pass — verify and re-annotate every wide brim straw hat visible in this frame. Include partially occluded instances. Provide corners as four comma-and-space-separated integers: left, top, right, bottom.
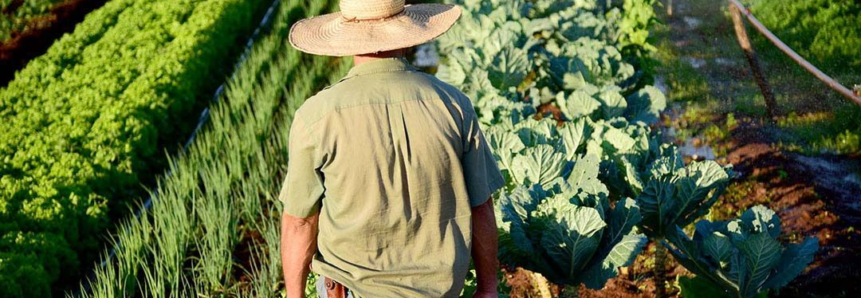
289, 0, 461, 56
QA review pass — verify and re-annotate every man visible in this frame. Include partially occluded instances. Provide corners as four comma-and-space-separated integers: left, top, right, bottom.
279, 1, 504, 297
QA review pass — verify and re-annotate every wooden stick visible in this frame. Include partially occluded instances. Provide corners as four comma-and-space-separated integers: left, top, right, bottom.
729, 4, 778, 119
728, 0, 861, 106
667, 0, 673, 17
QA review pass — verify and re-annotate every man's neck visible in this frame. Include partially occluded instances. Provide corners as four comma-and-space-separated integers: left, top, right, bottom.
353, 49, 406, 66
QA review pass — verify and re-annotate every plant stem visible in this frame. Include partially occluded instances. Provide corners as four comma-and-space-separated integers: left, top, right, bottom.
561, 285, 581, 298
655, 237, 669, 298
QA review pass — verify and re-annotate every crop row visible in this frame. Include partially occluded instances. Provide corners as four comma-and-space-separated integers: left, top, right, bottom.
436, 0, 818, 297
0, 0, 269, 296
0, 0, 68, 41
75, 0, 349, 297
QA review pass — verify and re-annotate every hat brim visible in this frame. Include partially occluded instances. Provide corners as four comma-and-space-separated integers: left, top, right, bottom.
289, 4, 461, 56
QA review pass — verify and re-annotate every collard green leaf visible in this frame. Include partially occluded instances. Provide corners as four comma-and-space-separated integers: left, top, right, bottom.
740, 205, 781, 239
558, 91, 601, 120
566, 154, 608, 198
489, 47, 530, 90
539, 204, 605, 280
437, 57, 468, 87
737, 233, 782, 298
597, 89, 627, 119
625, 86, 667, 125
703, 232, 732, 268
672, 161, 730, 228
511, 145, 567, 188
557, 118, 590, 160
761, 237, 818, 290
636, 174, 674, 237
580, 233, 646, 289
636, 157, 729, 238
500, 187, 538, 254
665, 206, 818, 298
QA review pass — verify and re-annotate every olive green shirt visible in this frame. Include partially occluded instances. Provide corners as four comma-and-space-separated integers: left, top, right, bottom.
279, 58, 504, 298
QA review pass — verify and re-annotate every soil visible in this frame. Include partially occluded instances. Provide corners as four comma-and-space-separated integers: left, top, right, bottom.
0, 0, 108, 86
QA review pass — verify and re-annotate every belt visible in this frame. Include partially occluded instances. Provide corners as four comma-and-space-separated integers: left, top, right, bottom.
324, 277, 348, 298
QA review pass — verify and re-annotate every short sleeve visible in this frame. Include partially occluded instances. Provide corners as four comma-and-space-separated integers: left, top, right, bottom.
278, 117, 325, 218
461, 108, 506, 207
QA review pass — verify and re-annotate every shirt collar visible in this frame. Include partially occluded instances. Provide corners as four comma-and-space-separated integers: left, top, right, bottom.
343, 57, 417, 80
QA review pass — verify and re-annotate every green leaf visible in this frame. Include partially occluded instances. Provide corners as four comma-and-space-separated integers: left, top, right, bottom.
597, 89, 627, 119
558, 91, 601, 120
581, 233, 646, 289
566, 154, 607, 197
737, 233, 782, 298
488, 47, 530, 90
511, 145, 567, 188
539, 205, 605, 280
672, 161, 730, 228
499, 187, 538, 254
636, 174, 674, 237
761, 237, 818, 290
703, 232, 732, 268
740, 205, 781, 239
678, 276, 734, 298
625, 86, 667, 124
557, 118, 590, 160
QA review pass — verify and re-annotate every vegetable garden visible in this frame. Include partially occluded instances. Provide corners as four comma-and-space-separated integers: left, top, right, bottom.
0, 0, 838, 297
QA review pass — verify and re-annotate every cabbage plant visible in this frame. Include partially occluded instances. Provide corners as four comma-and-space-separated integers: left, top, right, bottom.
436, 0, 668, 295
634, 147, 731, 297
665, 206, 819, 298
485, 116, 647, 296
497, 155, 647, 292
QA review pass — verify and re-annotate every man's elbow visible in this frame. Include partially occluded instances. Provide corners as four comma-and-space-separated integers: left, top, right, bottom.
281, 211, 320, 238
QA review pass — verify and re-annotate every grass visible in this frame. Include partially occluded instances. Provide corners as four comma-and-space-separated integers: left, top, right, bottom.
653, 0, 861, 156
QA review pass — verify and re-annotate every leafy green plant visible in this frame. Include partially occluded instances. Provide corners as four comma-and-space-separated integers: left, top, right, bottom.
666, 205, 819, 298
497, 154, 646, 289
0, 0, 269, 295
437, 0, 668, 296
0, 0, 70, 41
74, 0, 347, 296
635, 147, 731, 297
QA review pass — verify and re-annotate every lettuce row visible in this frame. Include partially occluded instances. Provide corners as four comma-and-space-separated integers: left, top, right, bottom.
0, 0, 267, 296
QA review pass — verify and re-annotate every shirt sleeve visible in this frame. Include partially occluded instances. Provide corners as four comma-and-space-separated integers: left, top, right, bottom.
461, 106, 506, 207
278, 116, 325, 218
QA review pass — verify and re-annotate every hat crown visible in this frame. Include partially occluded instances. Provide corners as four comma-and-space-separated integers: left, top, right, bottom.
340, 0, 405, 20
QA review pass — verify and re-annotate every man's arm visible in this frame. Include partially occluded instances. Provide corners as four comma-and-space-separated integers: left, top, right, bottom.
471, 197, 499, 297
281, 211, 319, 298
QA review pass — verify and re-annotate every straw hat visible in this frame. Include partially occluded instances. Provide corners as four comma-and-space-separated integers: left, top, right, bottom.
289, 0, 462, 56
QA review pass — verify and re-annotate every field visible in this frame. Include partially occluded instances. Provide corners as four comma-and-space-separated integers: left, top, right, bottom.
0, 0, 269, 296
1, 0, 857, 297
0, 0, 109, 85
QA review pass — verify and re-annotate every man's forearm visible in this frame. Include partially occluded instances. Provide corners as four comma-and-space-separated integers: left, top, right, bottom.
471, 197, 499, 293
281, 212, 319, 298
